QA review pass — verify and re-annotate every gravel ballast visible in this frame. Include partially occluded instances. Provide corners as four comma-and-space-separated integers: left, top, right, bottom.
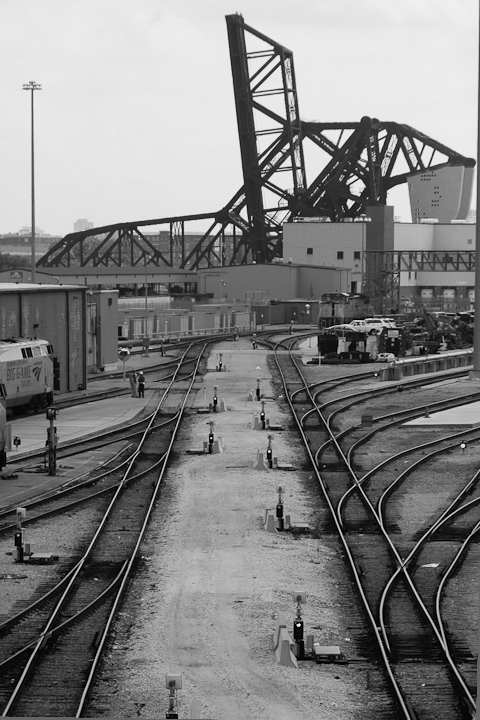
85, 340, 382, 719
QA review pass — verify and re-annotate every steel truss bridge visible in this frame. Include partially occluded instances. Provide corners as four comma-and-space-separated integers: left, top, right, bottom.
38, 14, 475, 289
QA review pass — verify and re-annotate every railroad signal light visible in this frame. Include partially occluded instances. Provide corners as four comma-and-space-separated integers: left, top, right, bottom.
13, 436, 21, 449
46, 407, 57, 421
293, 619, 304, 641
14, 529, 23, 547
460, 441, 467, 453
165, 674, 181, 719
266, 433, 273, 468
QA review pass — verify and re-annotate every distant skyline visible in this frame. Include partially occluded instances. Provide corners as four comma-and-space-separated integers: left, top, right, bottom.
1, 0, 478, 237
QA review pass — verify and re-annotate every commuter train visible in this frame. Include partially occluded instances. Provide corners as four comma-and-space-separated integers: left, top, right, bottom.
0, 338, 55, 413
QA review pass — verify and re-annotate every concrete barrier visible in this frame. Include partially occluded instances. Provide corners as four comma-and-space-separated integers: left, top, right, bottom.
273, 612, 288, 650
212, 437, 223, 454
253, 450, 268, 470
381, 352, 474, 381
190, 699, 203, 718
275, 627, 298, 668
264, 511, 277, 533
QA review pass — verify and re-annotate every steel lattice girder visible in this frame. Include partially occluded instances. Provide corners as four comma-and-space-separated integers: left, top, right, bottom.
38, 211, 254, 270
37, 17, 475, 273
226, 13, 306, 262
299, 117, 475, 220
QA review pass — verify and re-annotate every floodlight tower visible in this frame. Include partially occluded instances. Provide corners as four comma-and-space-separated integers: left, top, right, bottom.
23, 81, 42, 283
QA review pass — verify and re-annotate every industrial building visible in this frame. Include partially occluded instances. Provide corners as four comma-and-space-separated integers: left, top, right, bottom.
283, 210, 477, 314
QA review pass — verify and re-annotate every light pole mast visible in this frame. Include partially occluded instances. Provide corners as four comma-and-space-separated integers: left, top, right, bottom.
144, 253, 151, 344
23, 81, 41, 284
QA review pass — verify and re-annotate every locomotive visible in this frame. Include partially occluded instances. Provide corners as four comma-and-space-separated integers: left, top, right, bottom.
0, 338, 55, 413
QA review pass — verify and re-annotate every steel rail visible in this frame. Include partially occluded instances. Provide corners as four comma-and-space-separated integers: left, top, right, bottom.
0, 344, 206, 717
271, 340, 415, 719
436, 513, 480, 650
276, 339, 476, 717
75, 347, 205, 717
378, 496, 480, 714
292, 349, 477, 714
337, 426, 480, 531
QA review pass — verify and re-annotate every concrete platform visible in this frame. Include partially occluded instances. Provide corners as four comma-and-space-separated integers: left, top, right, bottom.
0, 380, 157, 511
404, 401, 480, 429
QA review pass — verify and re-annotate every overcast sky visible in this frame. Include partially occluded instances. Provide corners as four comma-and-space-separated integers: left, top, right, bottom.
1, 0, 478, 237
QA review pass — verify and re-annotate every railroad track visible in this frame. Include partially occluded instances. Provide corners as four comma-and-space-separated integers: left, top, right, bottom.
270, 333, 477, 720
0, 343, 207, 718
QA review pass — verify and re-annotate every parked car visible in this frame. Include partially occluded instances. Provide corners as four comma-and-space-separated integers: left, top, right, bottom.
350, 318, 396, 333
375, 352, 395, 363
321, 324, 358, 334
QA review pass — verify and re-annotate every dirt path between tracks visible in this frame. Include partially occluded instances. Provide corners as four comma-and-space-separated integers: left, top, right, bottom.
86, 339, 377, 720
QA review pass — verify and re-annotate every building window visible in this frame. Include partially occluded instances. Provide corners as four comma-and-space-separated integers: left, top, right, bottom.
354, 251, 360, 260
307, 247, 313, 255
337, 251, 344, 260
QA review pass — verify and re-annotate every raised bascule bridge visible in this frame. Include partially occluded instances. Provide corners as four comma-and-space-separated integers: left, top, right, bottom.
38, 14, 475, 306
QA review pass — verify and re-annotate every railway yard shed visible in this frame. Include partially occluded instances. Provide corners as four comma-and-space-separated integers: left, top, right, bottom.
0, 283, 89, 394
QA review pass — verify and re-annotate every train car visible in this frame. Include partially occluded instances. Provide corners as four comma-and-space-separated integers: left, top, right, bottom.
0, 338, 55, 413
